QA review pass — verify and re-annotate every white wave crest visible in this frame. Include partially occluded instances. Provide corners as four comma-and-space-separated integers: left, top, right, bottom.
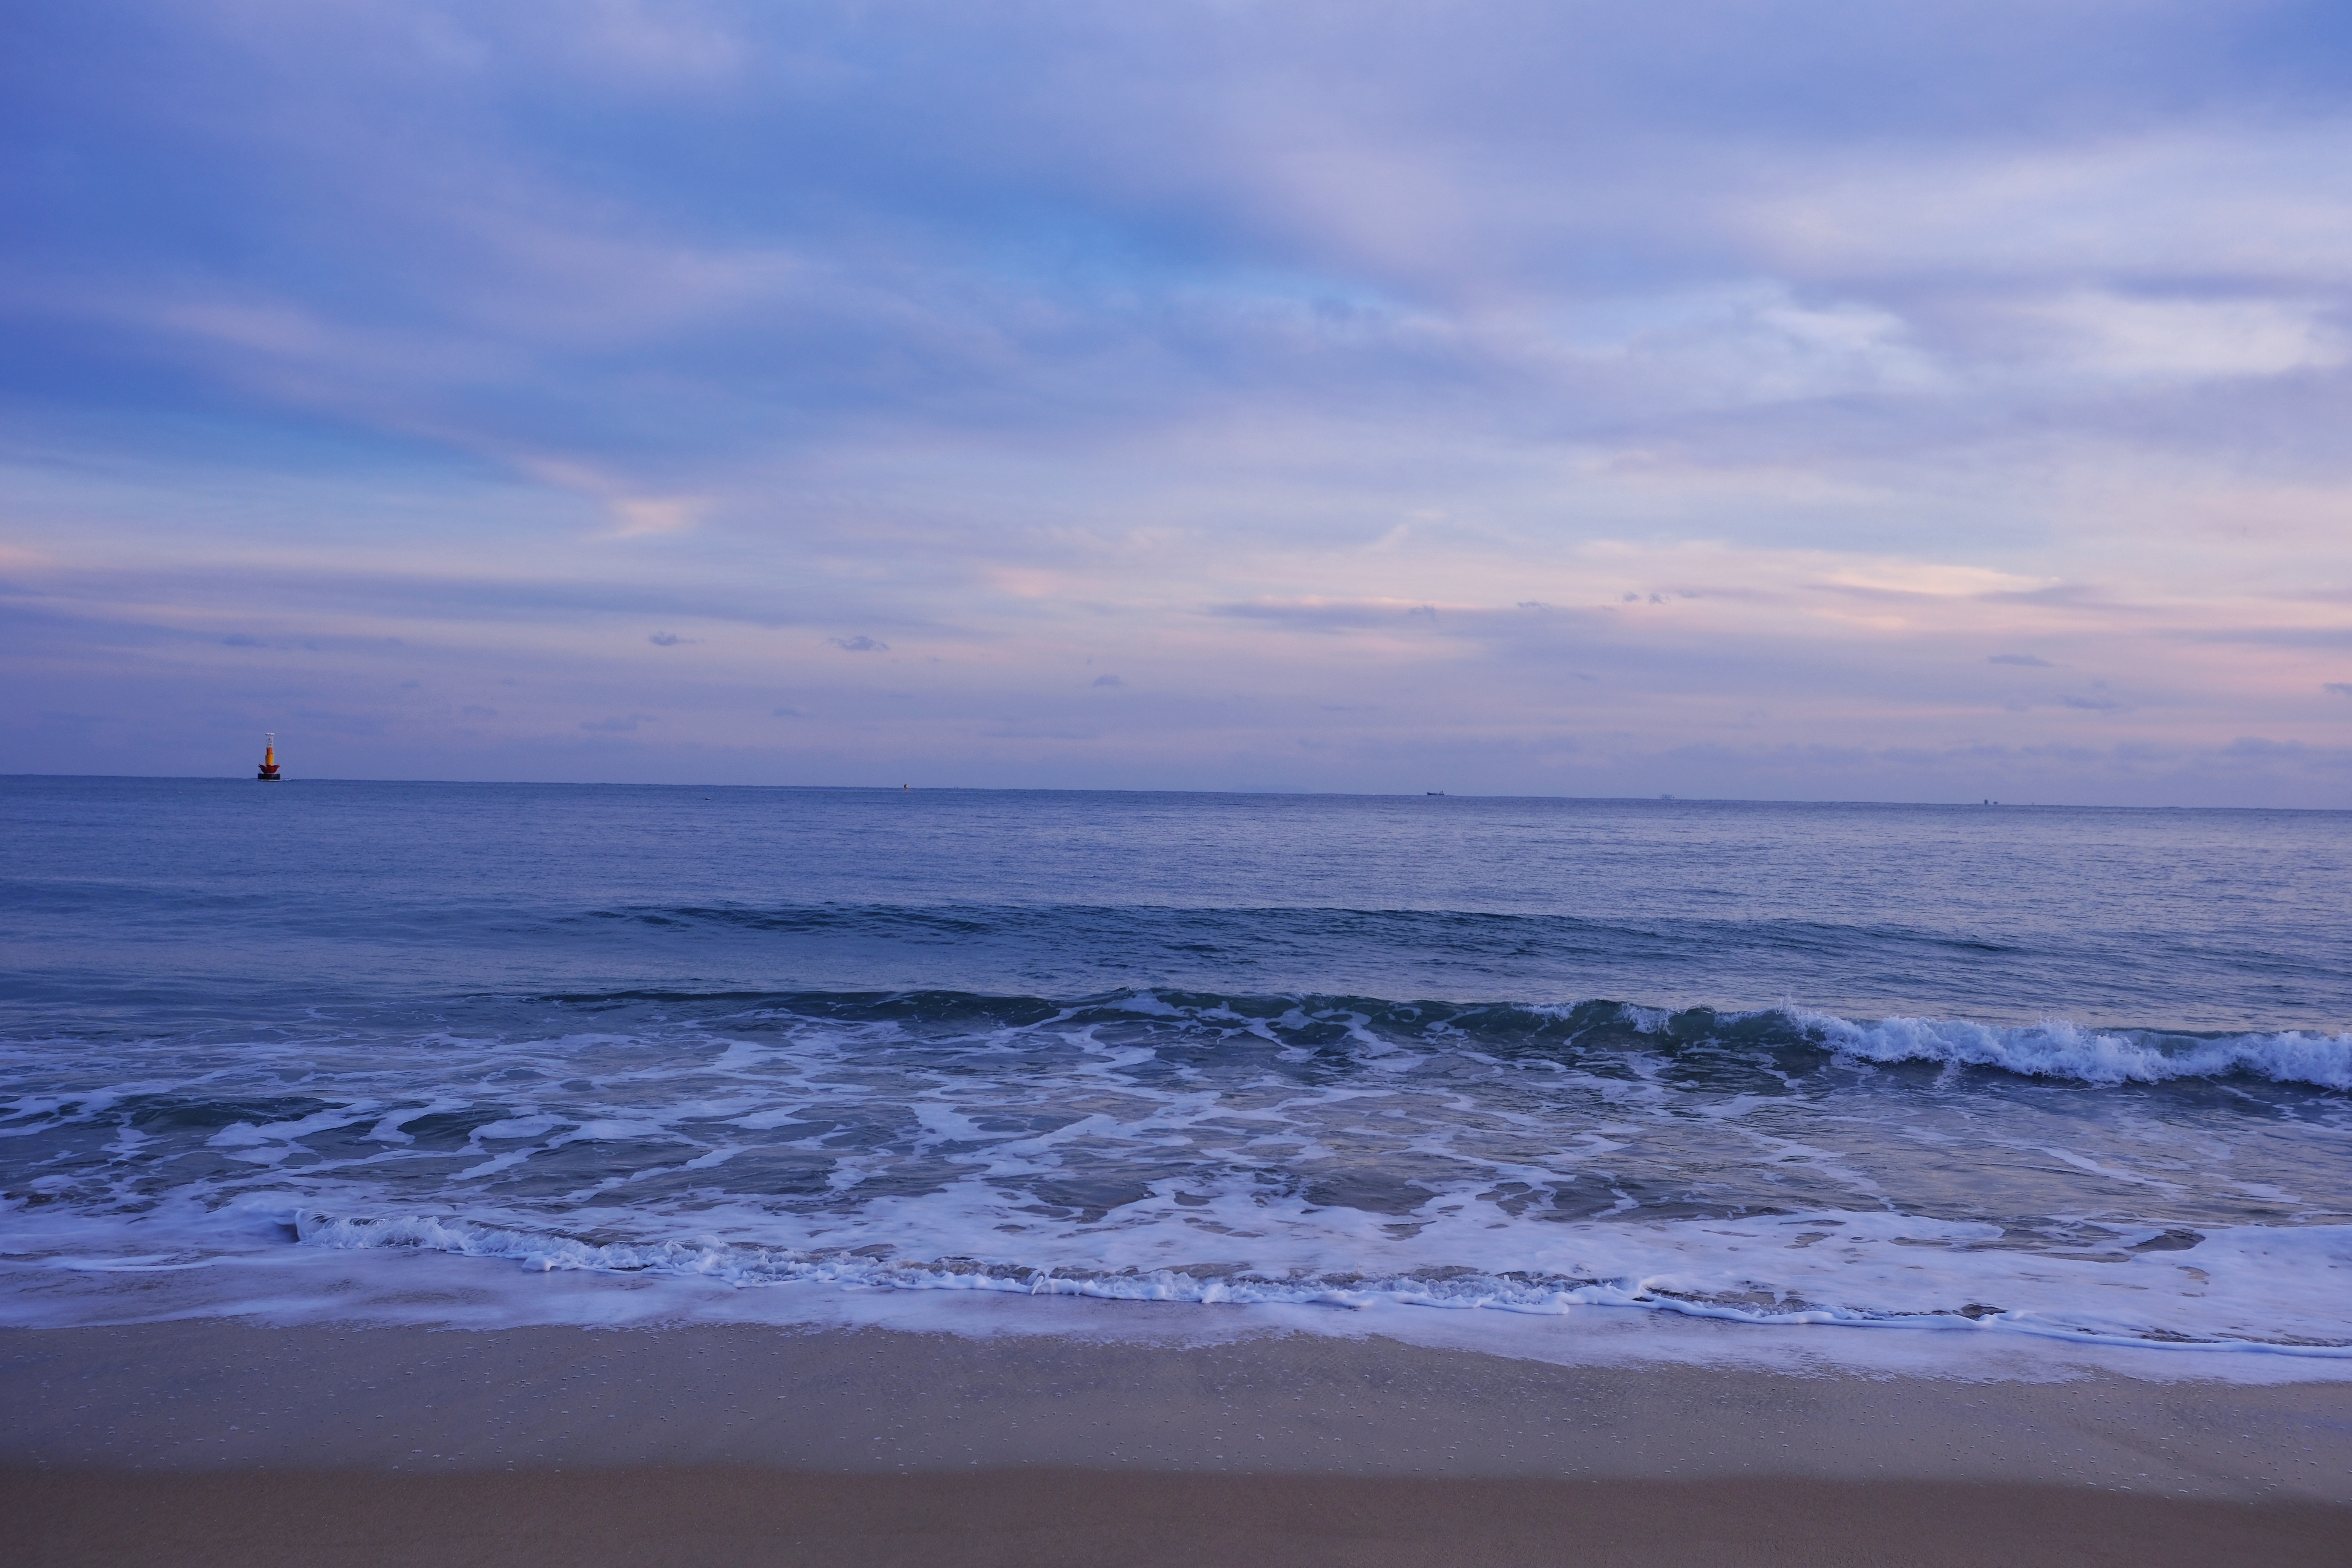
1794, 1012, 2351, 1089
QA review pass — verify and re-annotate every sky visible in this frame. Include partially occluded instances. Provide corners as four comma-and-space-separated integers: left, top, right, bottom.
3, 0, 2350, 804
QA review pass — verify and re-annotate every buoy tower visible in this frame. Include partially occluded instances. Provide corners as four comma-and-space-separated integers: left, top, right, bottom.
256, 733, 282, 782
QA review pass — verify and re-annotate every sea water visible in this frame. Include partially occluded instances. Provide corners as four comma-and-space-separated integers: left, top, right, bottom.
3, 779, 2347, 1363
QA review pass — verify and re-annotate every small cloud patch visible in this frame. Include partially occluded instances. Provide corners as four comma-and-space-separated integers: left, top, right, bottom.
1990, 654, 2053, 667
772, 706, 803, 717
1092, 674, 1124, 688
648, 631, 689, 647
2327, 683, 2352, 697
2061, 694, 2126, 711
460, 704, 498, 717
829, 635, 888, 652
222, 633, 264, 648
581, 714, 653, 733
1213, 599, 1412, 630
608, 496, 704, 537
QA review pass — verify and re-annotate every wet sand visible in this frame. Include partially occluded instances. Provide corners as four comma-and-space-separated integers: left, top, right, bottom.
10, 1468, 2350, 1568
5, 1320, 2349, 1565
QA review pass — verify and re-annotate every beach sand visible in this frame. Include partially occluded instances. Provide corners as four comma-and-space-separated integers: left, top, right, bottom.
6, 1318, 2349, 1565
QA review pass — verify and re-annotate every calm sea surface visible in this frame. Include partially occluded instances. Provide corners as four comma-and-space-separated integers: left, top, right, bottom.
3, 778, 2347, 1351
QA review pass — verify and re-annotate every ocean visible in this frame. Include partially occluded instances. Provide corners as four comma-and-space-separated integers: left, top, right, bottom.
3, 778, 2347, 1362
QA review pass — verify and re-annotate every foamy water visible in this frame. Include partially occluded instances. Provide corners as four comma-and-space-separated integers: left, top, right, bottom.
6, 991, 2347, 1360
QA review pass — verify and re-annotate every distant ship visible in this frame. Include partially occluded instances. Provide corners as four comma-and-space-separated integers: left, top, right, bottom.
256, 733, 281, 781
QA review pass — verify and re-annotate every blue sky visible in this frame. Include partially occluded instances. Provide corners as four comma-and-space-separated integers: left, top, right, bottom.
5, 0, 2350, 802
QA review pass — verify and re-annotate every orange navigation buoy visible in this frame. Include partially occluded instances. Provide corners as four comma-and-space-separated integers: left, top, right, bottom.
256, 732, 282, 782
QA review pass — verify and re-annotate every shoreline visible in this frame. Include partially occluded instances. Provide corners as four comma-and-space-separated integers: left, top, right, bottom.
9, 1315, 2352, 1563
9, 1317, 2349, 1490
12, 1237, 2350, 1386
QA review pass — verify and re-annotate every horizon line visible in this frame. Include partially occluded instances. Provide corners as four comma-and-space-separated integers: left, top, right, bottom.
8, 773, 2345, 814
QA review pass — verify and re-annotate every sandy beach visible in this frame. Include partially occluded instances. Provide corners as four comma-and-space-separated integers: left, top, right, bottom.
12, 1468, 2349, 1568
6, 1318, 2348, 1565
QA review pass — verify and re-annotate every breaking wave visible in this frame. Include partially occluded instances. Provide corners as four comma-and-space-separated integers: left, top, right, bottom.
1785, 1010, 2352, 1090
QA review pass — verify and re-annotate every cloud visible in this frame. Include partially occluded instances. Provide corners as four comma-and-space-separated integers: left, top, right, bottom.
1828, 565, 2056, 599
5, 2, 2352, 803
1996, 293, 2343, 383
607, 497, 705, 537
772, 706, 803, 717
1092, 673, 1124, 687
2061, 694, 2127, 712
1213, 599, 1440, 631
580, 714, 653, 732
2190, 628, 2352, 648
979, 722, 1099, 741
460, 704, 497, 717
2223, 736, 2352, 769
2327, 683, 2352, 697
